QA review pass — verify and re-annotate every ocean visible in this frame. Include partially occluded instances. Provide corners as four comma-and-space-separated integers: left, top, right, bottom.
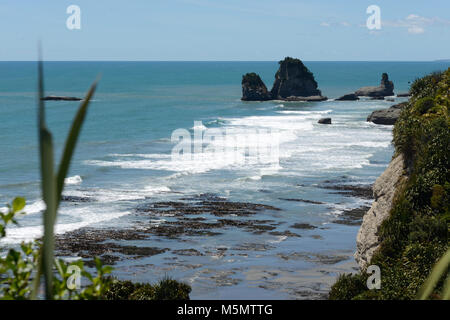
0, 61, 448, 299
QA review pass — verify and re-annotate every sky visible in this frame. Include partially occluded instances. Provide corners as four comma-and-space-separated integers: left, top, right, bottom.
0, 0, 449, 61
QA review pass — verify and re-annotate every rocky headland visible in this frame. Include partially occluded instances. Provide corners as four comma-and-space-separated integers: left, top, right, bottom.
330, 68, 449, 300
241, 57, 327, 102
355, 73, 394, 97
367, 102, 408, 125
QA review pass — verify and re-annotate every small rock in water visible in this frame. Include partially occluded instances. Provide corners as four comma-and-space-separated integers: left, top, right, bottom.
367, 102, 407, 125
318, 118, 331, 124
41, 95, 82, 101
336, 93, 359, 101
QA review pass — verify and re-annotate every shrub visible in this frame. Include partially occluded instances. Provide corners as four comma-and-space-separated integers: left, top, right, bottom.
105, 278, 191, 300
329, 274, 366, 300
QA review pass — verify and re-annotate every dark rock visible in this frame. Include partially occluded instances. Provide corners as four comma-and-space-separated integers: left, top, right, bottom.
283, 95, 328, 102
355, 73, 394, 97
240, 57, 327, 102
41, 96, 82, 101
278, 198, 325, 204
320, 184, 373, 200
318, 118, 332, 124
332, 206, 371, 226
268, 230, 300, 237
336, 93, 359, 101
290, 223, 317, 230
367, 102, 407, 125
241, 73, 271, 101
397, 92, 410, 97
61, 195, 93, 202
271, 57, 324, 99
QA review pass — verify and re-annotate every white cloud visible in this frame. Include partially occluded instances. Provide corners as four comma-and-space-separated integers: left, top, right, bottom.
408, 26, 425, 34
320, 21, 351, 27
384, 14, 450, 34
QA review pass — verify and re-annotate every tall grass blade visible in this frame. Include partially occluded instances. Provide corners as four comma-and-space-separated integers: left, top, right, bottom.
37, 58, 57, 299
442, 276, 450, 300
30, 247, 43, 300
417, 249, 450, 299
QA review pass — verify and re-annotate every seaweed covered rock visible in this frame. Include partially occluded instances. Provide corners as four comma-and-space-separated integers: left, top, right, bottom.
355, 73, 395, 97
270, 57, 324, 99
241, 73, 271, 101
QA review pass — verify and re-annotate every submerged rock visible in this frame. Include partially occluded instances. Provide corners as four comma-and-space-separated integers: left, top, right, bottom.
241, 73, 271, 101
318, 118, 332, 124
367, 102, 407, 125
336, 93, 359, 101
355, 73, 394, 97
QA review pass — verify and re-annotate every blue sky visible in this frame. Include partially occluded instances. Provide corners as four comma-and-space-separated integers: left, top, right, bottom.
0, 0, 449, 61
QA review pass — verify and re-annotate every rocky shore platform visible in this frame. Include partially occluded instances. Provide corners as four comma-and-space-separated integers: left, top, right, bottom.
54, 177, 374, 299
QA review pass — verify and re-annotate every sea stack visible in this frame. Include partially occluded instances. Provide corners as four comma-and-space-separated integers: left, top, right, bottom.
270, 57, 324, 100
241, 57, 327, 101
241, 73, 271, 101
355, 73, 394, 97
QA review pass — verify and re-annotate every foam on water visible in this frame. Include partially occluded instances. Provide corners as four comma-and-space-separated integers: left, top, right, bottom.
64, 175, 82, 185
1, 207, 130, 245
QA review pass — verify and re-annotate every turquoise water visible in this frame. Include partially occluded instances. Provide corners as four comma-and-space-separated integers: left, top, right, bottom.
0, 61, 448, 298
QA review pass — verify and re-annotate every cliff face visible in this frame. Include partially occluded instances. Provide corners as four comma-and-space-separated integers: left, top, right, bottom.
355, 154, 407, 269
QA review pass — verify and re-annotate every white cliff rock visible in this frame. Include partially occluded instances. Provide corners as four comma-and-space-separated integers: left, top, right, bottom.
355, 154, 407, 269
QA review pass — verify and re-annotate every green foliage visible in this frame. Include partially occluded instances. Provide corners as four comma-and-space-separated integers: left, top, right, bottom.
417, 248, 450, 299
0, 199, 114, 300
0, 197, 26, 238
105, 277, 191, 300
331, 68, 450, 300
328, 274, 366, 300
409, 71, 444, 101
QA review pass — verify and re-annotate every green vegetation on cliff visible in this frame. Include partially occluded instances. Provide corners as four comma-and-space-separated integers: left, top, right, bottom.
330, 68, 450, 300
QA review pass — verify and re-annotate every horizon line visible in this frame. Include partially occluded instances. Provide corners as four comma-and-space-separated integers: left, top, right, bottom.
0, 59, 449, 63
